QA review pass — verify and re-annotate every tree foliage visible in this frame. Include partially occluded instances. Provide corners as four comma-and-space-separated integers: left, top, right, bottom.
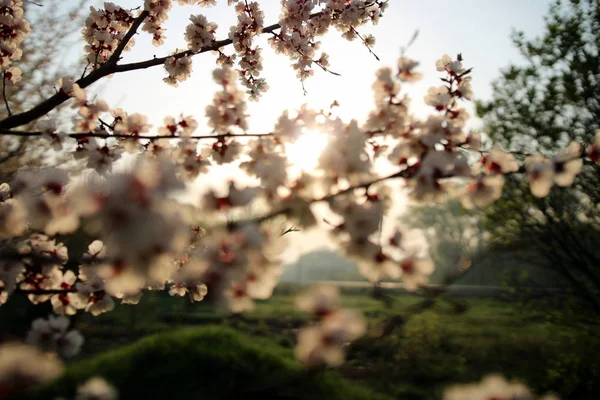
477, 0, 600, 309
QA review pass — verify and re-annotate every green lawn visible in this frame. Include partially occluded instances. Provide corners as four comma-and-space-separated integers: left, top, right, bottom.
4, 287, 600, 399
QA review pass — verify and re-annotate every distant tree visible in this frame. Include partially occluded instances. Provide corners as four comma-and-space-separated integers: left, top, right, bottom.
477, 0, 600, 310
0, 0, 87, 180
400, 200, 485, 284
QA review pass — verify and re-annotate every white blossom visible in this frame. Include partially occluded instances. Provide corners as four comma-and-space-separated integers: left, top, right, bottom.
0, 343, 63, 397
77, 377, 118, 400
26, 315, 84, 357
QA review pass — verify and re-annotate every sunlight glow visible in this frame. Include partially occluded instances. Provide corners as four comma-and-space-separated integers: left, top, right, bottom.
284, 131, 330, 171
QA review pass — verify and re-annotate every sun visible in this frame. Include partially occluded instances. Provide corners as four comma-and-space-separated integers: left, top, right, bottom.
284, 131, 330, 171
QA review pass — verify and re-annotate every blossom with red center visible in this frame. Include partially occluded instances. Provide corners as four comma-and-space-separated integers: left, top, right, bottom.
398, 255, 435, 291
481, 146, 519, 174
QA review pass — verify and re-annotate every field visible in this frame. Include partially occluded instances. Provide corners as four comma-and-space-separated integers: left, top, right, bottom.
4, 285, 594, 399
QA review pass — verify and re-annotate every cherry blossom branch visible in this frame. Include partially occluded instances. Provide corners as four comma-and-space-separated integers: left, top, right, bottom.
114, 15, 324, 74
230, 165, 419, 229
350, 26, 380, 61
0, 128, 275, 141
0, 127, 388, 141
108, 10, 150, 65
14, 287, 78, 295
0, 11, 323, 131
268, 31, 341, 77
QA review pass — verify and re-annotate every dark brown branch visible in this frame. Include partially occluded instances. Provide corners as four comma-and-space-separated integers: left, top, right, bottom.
350, 26, 380, 61
0, 57, 110, 130
108, 10, 150, 64
113, 18, 289, 73
0, 129, 275, 141
0, 127, 387, 141
14, 287, 78, 295
2, 72, 12, 117
229, 165, 418, 229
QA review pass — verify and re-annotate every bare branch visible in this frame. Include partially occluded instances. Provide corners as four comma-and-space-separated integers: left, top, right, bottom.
2, 72, 12, 117
350, 26, 380, 61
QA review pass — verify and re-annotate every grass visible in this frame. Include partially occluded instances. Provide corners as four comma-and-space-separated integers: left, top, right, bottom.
4, 287, 600, 399
19, 326, 392, 400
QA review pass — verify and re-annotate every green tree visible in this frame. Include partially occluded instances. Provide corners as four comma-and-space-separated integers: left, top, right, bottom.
477, 0, 600, 310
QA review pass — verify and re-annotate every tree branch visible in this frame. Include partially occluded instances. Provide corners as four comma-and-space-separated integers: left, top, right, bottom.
0, 129, 275, 141
107, 10, 150, 65
229, 165, 418, 229
2, 72, 12, 117
0, 12, 325, 131
14, 287, 78, 295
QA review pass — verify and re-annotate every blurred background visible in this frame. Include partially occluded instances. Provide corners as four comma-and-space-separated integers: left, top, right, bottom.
1, 1, 600, 399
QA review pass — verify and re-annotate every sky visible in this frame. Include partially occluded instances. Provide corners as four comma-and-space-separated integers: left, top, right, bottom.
85, 0, 553, 131
58, 0, 553, 262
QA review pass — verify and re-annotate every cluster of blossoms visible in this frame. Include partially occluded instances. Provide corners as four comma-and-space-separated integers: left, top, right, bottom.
525, 142, 583, 198
0, 0, 30, 84
185, 14, 217, 52
228, 1, 267, 100
1, 51, 595, 319
0, 338, 117, 400
128, 1, 388, 96
76, 377, 119, 400
0, 3, 599, 396
327, 191, 435, 289
444, 374, 559, 400
162, 9, 217, 86
143, 0, 216, 47
271, 0, 387, 82
295, 285, 366, 366
162, 49, 192, 86
169, 222, 283, 312
0, 156, 192, 313
0, 342, 63, 396
26, 315, 84, 358
81, 2, 136, 65
142, 0, 173, 46
205, 67, 248, 135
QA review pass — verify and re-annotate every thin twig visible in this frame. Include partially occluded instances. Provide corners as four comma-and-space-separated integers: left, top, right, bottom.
80, 61, 91, 80
0, 127, 388, 140
228, 165, 418, 230
2, 72, 12, 117
350, 26, 380, 61
0, 138, 26, 164
0, 128, 275, 141
14, 288, 78, 295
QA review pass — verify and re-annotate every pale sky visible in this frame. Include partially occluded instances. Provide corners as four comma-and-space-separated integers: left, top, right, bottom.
58, 0, 552, 262
86, 0, 552, 130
